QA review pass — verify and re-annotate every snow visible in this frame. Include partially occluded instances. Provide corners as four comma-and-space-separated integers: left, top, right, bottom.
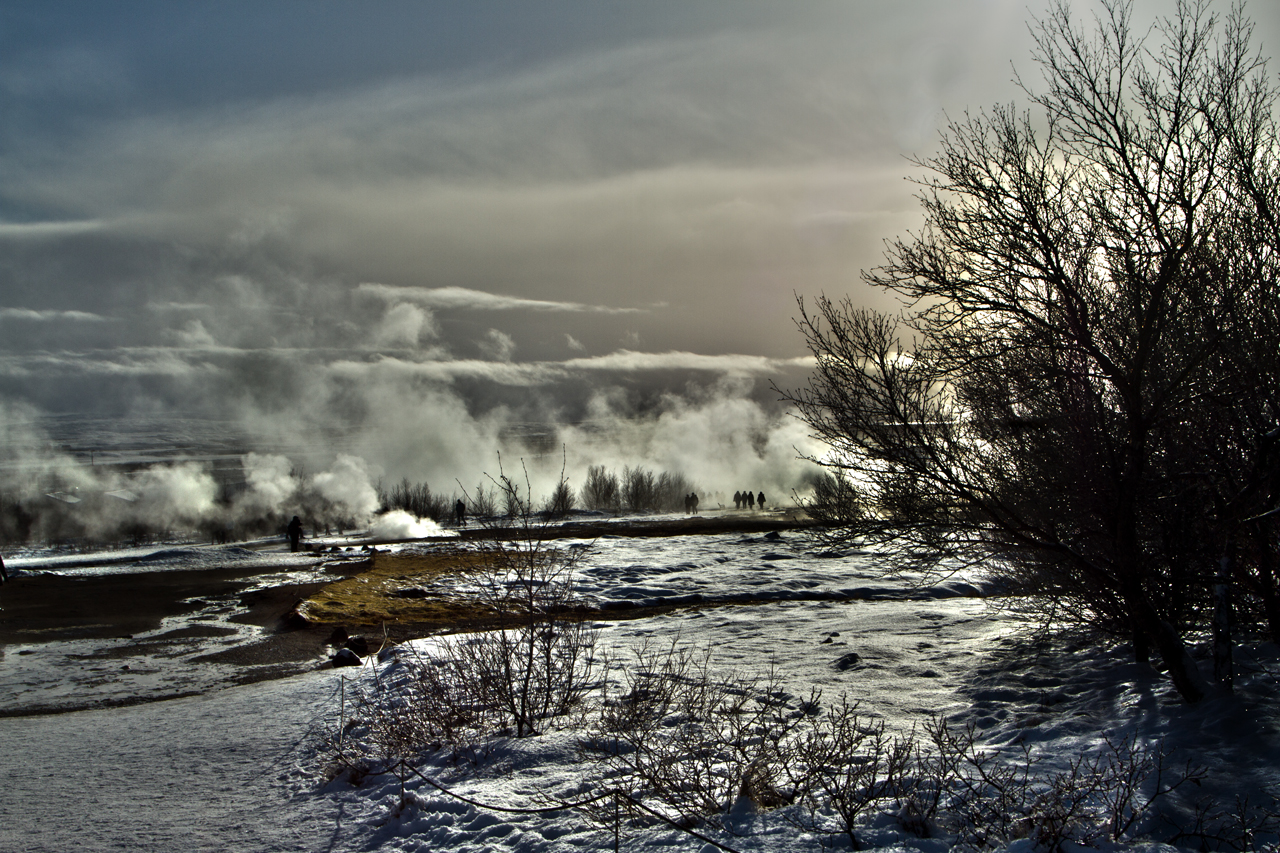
2, 523, 1279, 852
4, 539, 323, 576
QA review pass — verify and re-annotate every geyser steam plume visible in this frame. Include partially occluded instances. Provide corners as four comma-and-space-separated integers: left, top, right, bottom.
0, 372, 823, 545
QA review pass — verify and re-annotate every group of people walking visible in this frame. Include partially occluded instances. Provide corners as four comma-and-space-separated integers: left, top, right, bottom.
733, 490, 766, 511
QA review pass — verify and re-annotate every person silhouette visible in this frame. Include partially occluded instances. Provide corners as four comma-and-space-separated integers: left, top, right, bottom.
757, 491, 766, 510
287, 515, 303, 552
455, 498, 466, 526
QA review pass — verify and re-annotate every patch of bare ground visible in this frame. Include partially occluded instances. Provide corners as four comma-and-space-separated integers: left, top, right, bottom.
295, 548, 497, 634
292, 511, 815, 637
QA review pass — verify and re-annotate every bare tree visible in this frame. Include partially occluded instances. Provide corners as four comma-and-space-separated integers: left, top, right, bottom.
621, 465, 659, 513
580, 464, 620, 512
782, 1, 1280, 702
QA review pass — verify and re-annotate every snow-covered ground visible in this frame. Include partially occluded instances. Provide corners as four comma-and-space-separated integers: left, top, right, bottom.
2, 524, 1279, 852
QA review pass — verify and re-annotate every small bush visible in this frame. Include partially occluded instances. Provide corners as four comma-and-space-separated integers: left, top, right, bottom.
544, 478, 575, 517
582, 640, 812, 829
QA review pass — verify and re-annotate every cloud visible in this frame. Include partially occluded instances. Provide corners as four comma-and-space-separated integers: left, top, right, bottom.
358, 283, 644, 315
0, 1, 1063, 479
0, 308, 110, 322
321, 350, 812, 388
373, 302, 437, 348
164, 319, 217, 347
146, 302, 211, 313
478, 328, 516, 362
563, 350, 814, 374
0, 220, 106, 239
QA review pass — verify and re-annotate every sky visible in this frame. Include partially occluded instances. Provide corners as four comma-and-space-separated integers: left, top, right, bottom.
3, 0, 1279, 494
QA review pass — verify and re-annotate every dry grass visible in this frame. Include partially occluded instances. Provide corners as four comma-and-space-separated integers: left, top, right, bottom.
298, 548, 499, 630
298, 510, 815, 632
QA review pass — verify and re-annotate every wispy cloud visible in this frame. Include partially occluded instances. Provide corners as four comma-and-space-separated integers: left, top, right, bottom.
0, 351, 217, 378
358, 283, 645, 315
0, 308, 111, 322
0, 220, 104, 239
145, 302, 211, 313
325, 350, 814, 386
564, 350, 815, 374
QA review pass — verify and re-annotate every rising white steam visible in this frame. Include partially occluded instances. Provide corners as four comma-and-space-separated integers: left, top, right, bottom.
133, 462, 218, 526
0, 366, 826, 546
240, 452, 297, 512
310, 454, 381, 524
368, 510, 451, 541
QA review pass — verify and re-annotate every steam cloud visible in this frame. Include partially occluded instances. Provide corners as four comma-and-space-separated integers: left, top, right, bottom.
369, 510, 450, 542
0, 370, 824, 547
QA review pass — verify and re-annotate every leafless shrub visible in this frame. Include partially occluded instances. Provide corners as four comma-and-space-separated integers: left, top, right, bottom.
544, 478, 576, 517
466, 481, 499, 518
379, 477, 452, 522
577, 645, 1209, 852
898, 721, 1206, 851
620, 466, 659, 513
804, 470, 865, 534
1166, 790, 1280, 852
580, 640, 812, 831
581, 464, 698, 513
329, 626, 1264, 853
654, 471, 696, 513
788, 696, 914, 849
580, 465, 620, 512
328, 645, 503, 771
328, 463, 601, 784
541, 448, 576, 518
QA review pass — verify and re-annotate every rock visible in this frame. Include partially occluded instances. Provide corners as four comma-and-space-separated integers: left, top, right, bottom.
764, 531, 782, 541
346, 636, 370, 656
395, 587, 429, 599
328, 626, 350, 646
281, 608, 311, 630
834, 652, 861, 671
332, 648, 362, 667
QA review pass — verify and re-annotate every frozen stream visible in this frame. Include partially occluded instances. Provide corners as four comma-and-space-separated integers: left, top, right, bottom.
1, 670, 347, 853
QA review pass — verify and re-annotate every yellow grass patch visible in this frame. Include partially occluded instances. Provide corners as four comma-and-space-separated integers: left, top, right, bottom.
298, 547, 498, 630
